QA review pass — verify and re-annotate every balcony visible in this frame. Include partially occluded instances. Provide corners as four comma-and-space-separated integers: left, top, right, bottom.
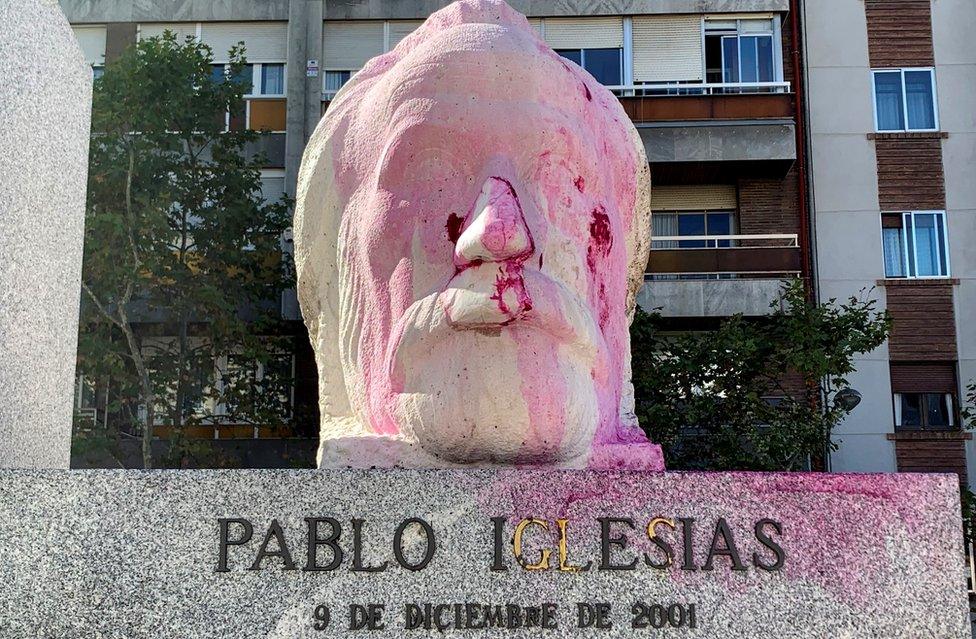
613, 82, 793, 122
610, 82, 797, 179
639, 233, 800, 317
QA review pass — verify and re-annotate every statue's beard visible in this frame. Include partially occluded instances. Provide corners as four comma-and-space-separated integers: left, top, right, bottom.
367, 267, 611, 464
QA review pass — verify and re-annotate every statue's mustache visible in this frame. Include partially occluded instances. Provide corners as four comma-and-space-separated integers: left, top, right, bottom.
387, 266, 605, 382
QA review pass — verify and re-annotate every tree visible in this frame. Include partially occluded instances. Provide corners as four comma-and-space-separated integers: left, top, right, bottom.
631, 280, 891, 471
77, 32, 293, 468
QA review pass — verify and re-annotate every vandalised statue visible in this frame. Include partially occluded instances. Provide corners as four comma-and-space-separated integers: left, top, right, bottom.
294, 0, 663, 470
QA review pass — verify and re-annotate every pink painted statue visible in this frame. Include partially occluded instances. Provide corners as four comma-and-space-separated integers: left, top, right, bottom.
294, 0, 663, 470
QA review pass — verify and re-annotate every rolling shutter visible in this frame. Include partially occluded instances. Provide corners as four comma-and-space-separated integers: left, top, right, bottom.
651, 185, 737, 211
543, 17, 623, 49
388, 20, 424, 50
633, 15, 703, 83
201, 23, 288, 61
527, 18, 543, 36
139, 23, 197, 43
323, 21, 384, 70
72, 26, 106, 66
890, 362, 957, 394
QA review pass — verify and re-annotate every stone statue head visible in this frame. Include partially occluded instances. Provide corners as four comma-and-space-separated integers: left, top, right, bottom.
295, 0, 662, 469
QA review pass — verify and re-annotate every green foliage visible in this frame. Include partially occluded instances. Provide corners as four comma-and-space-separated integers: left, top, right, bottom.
76, 32, 293, 467
631, 280, 891, 471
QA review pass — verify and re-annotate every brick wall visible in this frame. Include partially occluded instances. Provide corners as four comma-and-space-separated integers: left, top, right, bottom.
884, 280, 957, 361
890, 433, 970, 485
865, 0, 935, 67
737, 168, 800, 240
875, 137, 946, 211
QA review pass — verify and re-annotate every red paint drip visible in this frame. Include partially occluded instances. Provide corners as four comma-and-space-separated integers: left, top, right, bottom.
574, 176, 585, 193
586, 206, 613, 273
489, 262, 531, 316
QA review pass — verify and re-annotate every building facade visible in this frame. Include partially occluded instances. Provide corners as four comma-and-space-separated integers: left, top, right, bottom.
64, 0, 808, 448
804, 0, 976, 488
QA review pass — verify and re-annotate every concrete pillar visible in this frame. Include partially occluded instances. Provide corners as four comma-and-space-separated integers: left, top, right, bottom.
284, 0, 312, 198
0, 0, 92, 468
304, 2, 324, 148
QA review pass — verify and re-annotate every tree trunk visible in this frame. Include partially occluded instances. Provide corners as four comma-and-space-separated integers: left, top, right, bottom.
119, 308, 154, 469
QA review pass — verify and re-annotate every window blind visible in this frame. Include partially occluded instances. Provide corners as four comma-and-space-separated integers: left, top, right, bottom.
651, 185, 737, 211
139, 23, 197, 43
543, 17, 623, 49
201, 23, 288, 61
323, 21, 384, 70
388, 20, 424, 50
633, 15, 703, 83
72, 26, 106, 66
890, 362, 957, 394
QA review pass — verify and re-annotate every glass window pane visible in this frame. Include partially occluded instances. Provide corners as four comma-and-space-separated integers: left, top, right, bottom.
756, 36, 774, 82
722, 36, 739, 83
324, 70, 350, 93
874, 71, 905, 131
740, 19, 774, 33
882, 227, 905, 277
936, 214, 948, 275
211, 64, 226, 83
899, 393, 922, 427
678, 214, 706, 248
925, 393, 951, 428
231, 64, 253, 94
739, 36, 759, 83
92, 66, 105, 80
261, 64, 284, 95
912, 213, 941, 276
555, 49, 582, 65
582, 48, 621, 86
652, 213, 679, 249
905, 70, 935, 130
707, 212, 733, 247
905, 213, 916, 276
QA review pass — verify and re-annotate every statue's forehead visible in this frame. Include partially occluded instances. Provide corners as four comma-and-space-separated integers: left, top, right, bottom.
379, 26, 586, 107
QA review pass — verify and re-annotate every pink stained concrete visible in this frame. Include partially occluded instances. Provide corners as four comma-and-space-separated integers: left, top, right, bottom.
295, 0, 661, 469
475, 470, 966, 611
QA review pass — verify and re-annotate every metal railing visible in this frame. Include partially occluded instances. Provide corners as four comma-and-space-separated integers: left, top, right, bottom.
608, 81, 792, 97
323, 81, 793, 103
651, 233, 799, 249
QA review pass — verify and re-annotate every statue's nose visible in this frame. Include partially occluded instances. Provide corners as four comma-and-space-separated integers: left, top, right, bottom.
455, 177, 533, 265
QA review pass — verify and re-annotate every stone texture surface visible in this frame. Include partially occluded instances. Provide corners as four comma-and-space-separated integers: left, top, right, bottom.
0, 469, 968, 638
295, 0, 659, 470
0, 0, 91, 469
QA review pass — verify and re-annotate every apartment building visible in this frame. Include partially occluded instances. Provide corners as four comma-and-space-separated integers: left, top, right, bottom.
804, 0, 976, 487
63, 0, 808, 444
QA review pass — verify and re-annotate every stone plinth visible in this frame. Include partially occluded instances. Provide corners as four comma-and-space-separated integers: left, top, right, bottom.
0, 469, 967, 637
0, 1, 92, 468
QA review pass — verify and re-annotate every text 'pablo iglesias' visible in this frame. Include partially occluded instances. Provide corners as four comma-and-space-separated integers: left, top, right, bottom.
216, 516, 785, 573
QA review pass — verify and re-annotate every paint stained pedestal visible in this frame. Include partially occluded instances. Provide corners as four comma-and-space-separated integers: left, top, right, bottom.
0, 469, 968, 638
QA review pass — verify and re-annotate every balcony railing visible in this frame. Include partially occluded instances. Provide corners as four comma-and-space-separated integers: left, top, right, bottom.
608, 81, 792, 97
647, 233, 800, 278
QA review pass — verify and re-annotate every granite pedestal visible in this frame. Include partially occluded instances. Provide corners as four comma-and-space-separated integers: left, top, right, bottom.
0, 469, 968, 638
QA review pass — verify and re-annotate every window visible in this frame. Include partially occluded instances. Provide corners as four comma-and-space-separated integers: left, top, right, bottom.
260, 64, 285, 95
555, 48, 622, 86
894, 393, 955, 430
92, 66, 104, 80
872, 69, 938, 132
890, 362, 958, 431
324, 71, 352, 97
652, 211, 735, 248
881, 211, 949, 278
705, 19, 776, 89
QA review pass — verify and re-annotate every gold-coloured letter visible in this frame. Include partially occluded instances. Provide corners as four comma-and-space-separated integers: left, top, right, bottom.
513, 518, 552, 571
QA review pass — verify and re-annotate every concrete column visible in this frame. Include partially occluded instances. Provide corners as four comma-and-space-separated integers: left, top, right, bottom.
0, 0, 92, 468
304, 2, 324, 147
284, 1, 325, 196
284, 0, 311, 198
